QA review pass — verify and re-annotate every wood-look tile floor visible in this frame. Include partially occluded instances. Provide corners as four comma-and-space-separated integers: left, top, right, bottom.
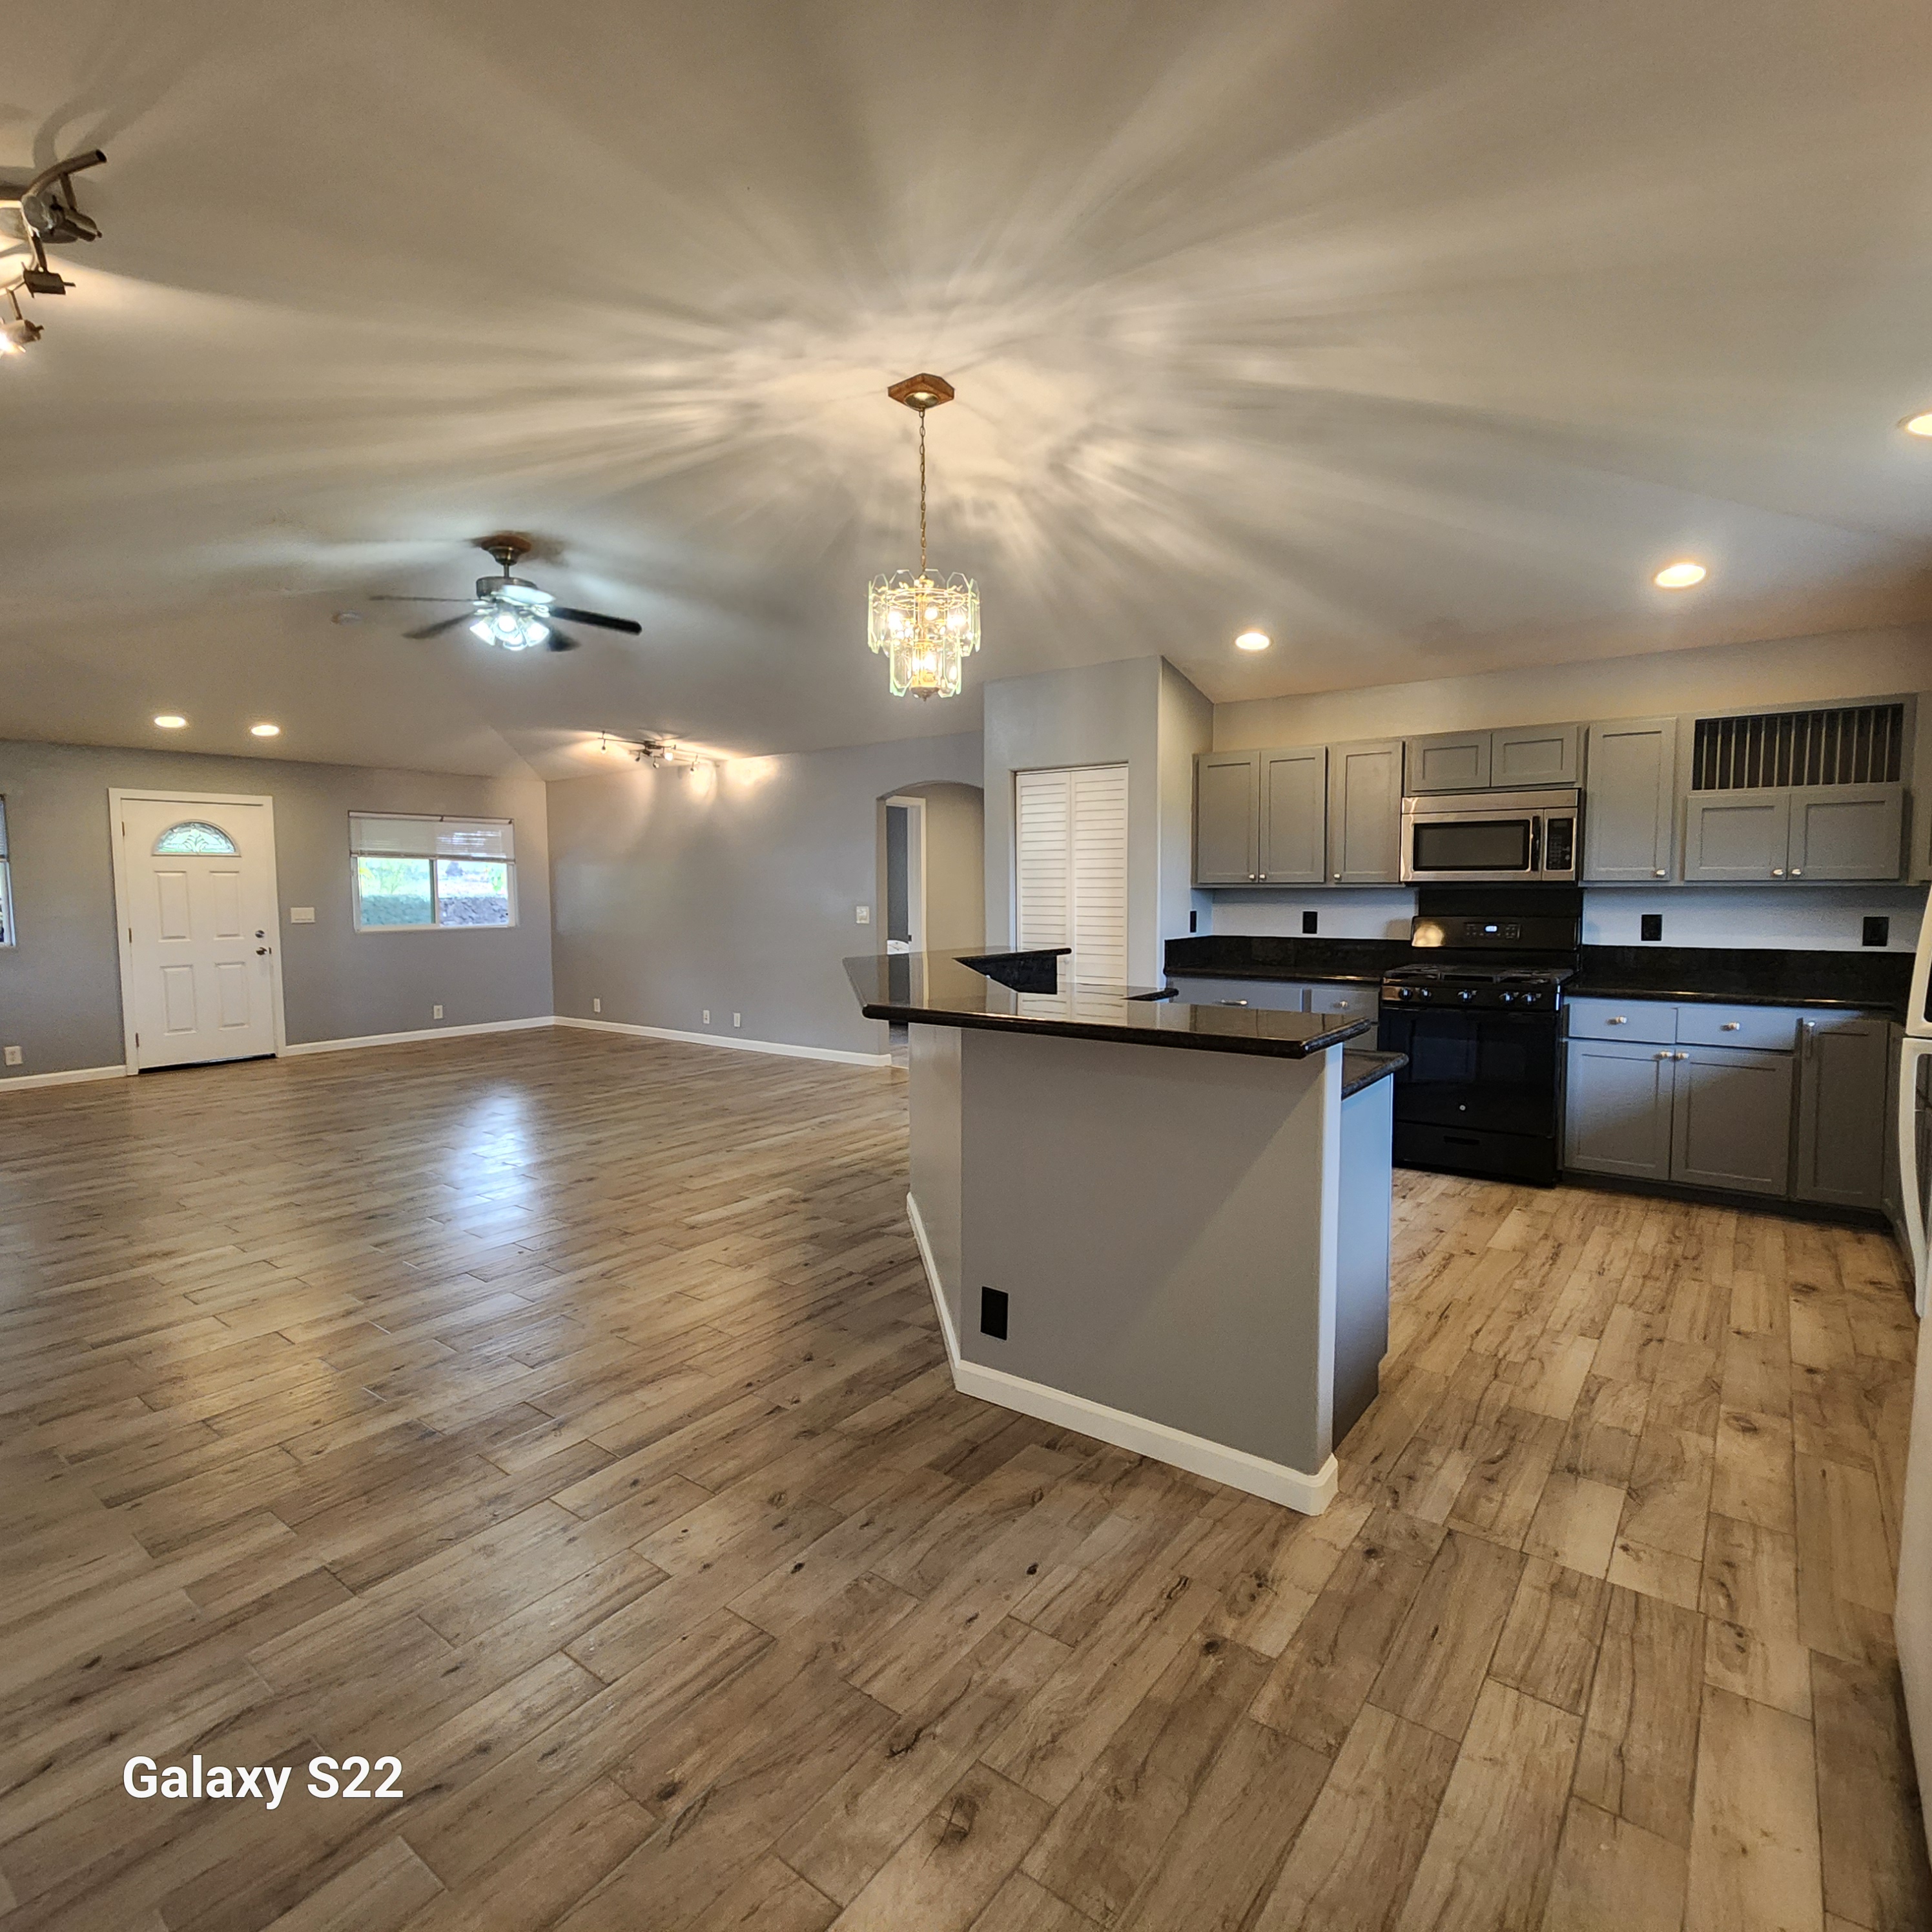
1, 1029, 1926, 1932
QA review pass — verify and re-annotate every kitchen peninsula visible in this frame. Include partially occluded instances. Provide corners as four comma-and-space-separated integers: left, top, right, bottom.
847, 948, 1402, 1514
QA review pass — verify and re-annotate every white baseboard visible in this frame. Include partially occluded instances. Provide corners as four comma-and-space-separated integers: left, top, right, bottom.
281, 1016, 555, 1057
555, 1014, 891, 1069
0, 1063, 130, 1093
905, 1191, 1339, 1517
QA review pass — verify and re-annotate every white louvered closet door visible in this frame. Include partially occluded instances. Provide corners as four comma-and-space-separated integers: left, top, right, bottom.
1014, 763, 1129, 985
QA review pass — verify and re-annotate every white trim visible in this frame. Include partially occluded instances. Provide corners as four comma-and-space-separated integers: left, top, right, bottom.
555, 1014, 892, 1069
108, 788, 289, 1070
281, 1016, 554, 1056
905, 1189, 1339, 1516
0, 1064, 131, 1093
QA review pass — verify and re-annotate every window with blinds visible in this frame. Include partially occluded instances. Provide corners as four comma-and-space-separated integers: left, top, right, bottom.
349, 814, 517, 931
1014, 764, 1129, 987
1689, 704, 1905, 791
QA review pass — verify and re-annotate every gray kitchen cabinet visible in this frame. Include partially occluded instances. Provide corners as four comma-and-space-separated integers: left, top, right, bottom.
1193, 751, 1259, 885
1493, 723, 1582, 788
1683, 790, 1792, 882
1671, 1045, 1794, 1195
1789, 784, 1904, 881
1794, 1014, 1889, 1209
1328, 739, 1404, 883
1564, 1038, 1674, 1180
1166, 974, 1308, 1012
1583, 717, 1678, 881
1885, 1024, 1907, 1238
1259, 747, 1328, 883
1406, 731, 1490, 794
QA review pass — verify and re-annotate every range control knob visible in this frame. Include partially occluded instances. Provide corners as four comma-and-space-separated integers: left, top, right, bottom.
1457, 988, 1477, 1002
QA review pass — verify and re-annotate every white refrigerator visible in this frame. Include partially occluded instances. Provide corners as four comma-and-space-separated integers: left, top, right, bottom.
1895, 907, 1932, 1862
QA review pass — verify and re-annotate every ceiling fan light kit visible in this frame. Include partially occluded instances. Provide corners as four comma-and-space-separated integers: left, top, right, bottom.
0, 150, 106, 358
369, 533, 644, 652
868, 373, 980, 700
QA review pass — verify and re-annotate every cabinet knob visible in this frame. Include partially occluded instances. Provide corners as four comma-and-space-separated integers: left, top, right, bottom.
1332, 872, 1341, 880
1654, 868, 1667, 878
1721, 1021, 1740, 1031
1791, 868, 1802, 877
1676, 1051, 1689, 1060
1655, 1049, 1671, 1060
1607, 1016, 1627, 1025
1771, 867, 1785, 877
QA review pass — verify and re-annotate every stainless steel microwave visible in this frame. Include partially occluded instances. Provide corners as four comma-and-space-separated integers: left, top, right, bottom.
1400, 788, 1581, 883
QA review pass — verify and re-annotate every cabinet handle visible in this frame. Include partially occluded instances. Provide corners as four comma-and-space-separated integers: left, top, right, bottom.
1607, 1016, 1627, 1025
1676, 1051, 1689, 1060
1771, 867, 1785, 877
1720, 1021, 1740, 1031
1655, 1049, 1671, 1060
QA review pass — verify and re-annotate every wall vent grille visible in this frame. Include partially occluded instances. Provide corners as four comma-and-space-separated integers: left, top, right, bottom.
1690, 703, 1904, 792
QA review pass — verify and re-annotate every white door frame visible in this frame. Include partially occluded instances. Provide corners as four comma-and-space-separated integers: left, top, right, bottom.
883, 794, 927, 954
108, 788, 289, 1071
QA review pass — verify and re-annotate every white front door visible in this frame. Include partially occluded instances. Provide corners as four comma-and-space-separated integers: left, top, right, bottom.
114, 793, 283, 1070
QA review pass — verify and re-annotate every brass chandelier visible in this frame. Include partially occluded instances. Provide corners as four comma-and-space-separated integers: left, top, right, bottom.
867, 373, 980, 699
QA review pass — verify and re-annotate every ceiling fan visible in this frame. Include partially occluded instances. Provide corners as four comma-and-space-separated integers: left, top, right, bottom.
370, 534, 642, 652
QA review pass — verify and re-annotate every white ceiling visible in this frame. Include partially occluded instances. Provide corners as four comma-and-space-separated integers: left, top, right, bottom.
4, 0, 1932, 777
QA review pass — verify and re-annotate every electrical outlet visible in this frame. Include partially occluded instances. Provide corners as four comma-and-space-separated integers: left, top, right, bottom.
702, 1009, 710, 1024
1639, 914, 1663, 942
593, 997, 602, 1013
1864, 916, 1890, 947
3, 1046, 21, 1067
855, 905, 870, 925
1301, 910, 1319, 934
432, 1004, 444, 1020
732, 1012, 741, 1028
980, 1286, 1009, 1340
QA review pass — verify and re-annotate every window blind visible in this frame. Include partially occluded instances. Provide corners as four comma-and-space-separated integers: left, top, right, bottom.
349, 814, 515, 861
1014, 763, 1129, 985
0, 797, 8, 858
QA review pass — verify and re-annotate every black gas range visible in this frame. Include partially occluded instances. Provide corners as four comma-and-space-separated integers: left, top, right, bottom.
1376, 890, 1581, 1186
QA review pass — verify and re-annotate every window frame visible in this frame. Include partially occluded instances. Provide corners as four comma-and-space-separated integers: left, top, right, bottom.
349, 814, 519, 934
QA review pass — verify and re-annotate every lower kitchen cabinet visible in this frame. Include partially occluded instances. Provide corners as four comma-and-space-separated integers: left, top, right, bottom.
1794, 1014, 1890, 1209
1565, 999, 1885, 1206
1670, 1045, 1793, 1195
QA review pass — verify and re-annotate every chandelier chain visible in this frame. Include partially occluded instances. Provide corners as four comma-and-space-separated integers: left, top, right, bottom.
918, 409, 927, 577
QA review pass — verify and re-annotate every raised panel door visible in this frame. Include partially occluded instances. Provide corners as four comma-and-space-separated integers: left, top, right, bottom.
1193, 752, 1259, 885
1789, 784, 1904, 881
1327, 739, 1404, 884
1492, 724, 1581, 788
1404, 732, 1490, 794
1670, 1045, 1794, 1195
1794, 1015, 1888, 1209
1682, 790, 1791, 882
1563, 1039, 1674, 1180
1258, 747, 1326, 883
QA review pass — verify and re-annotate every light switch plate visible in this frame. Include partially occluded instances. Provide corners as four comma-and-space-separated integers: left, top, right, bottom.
289, 907, 315, 923
856, 905, 870, 925
3, 1046, 21, 1067
432, 1004, 444, 1020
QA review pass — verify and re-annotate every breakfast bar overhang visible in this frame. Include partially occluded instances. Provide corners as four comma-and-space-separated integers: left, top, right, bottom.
848, 949, 1404, 1515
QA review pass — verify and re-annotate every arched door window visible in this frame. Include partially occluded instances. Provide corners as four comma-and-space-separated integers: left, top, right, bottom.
152, 821, 238, 856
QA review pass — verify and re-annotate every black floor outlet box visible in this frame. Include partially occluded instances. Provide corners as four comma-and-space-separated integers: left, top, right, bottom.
980, 1286, 1009, 1340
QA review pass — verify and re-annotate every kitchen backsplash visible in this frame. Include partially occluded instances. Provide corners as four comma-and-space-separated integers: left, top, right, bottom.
1207, 883, 1926, 952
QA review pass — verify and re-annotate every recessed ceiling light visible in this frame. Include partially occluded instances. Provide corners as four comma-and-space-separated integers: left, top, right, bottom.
1235, 630, 1271, 652
1900, 412, 1932, 438
250, 723, 281, 737
154, 714, 187, 728
1652, 561, 1707, 590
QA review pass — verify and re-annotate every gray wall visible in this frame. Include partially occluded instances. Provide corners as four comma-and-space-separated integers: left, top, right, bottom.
1158, 661, 1214, 951
0, 739, 553, 1078
548, 732, 983, 1058
882, 781, 985, 954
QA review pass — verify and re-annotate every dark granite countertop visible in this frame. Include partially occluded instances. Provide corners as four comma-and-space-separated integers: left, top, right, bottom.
1342, 1049, 1406, 1097
848, 950, 1372, 1060
1572, 946, 1911, 1017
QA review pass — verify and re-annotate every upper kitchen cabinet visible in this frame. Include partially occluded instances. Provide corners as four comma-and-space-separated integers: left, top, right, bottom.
1328, 739, 1404, 883
1681, 699, 1909, 883
1583, 716, 1678, 881
1259, 747, 1328, 883
1193, 751, 1260, 884
1406, 730, 1489, 794
1404, 724, 1581, 794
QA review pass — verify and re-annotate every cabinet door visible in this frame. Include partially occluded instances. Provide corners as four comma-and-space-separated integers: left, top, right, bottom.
1789, 784, 1904, 881
1193, 752, 1259, 885
1582, 718, 1678, 881
1493, 723, 1581, 788
1884, 1024, 1906, 1232
1327, 739, 1404, 884
1405, 731, 1490, 794
1563, 1040, 1674, 1179
1682, 790, 1791, 882
1794, 1015, 1889, 1209
1670, 1046, 1794, 1195
1258, 747, 1327, 883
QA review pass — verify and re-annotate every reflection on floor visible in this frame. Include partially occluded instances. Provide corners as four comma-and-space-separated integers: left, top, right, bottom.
0, 1029, 1924, 1930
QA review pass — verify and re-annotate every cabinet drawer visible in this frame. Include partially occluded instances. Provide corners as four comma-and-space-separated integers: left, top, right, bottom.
1674, 1005, 1799, 1052
1306, 982, 1379, 1019
1166, 976, 1308, 1012
1565, 998, 1675, 1044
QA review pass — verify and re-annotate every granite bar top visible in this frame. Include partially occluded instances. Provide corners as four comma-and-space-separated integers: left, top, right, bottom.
1572, 945, 1912, 1016
1164, 935, 1409, 987
848, 950, 1372, 1060
1342, 1049, 1406, 1098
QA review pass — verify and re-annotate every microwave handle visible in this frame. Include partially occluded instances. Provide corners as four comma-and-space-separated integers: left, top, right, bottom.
1528, 817, 1541, 874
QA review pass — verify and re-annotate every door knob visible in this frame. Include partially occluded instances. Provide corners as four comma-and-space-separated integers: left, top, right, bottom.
255, 929, 266, 939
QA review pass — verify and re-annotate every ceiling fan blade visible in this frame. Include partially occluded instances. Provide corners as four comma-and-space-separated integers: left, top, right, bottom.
550, 606, 642, 635
369, 595, 473, 604
404, 613, 474, 640
544, 625, 582, 652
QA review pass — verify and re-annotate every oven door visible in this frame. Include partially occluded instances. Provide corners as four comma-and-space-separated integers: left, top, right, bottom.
1377, 1008, 1562, 1140
1401, 807, 1538, 883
